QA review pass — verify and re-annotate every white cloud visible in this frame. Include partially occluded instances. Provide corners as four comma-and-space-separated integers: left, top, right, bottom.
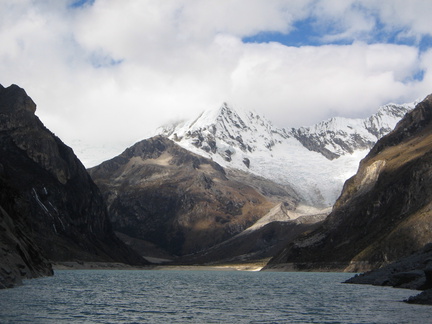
311, 0, 376, 42
0, 0, 431, 166
229, 41, 421, 126
308, 0, 432, 43
365, 0, 432, 38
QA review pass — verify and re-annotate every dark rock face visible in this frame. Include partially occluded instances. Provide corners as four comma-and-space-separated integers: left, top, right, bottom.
89, 136, 294, 259
0, 84, 146, 280
0, 179, 53, 288
264, 94, 432, 272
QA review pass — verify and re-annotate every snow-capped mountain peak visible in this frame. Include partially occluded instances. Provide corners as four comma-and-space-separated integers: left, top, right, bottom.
291, 102, 414, 160
159, 101, 414, 207
162, 102, 289, 165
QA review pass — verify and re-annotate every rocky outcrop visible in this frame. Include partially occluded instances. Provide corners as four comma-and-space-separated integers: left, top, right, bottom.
89, 136, 299, 260
345, 243, 432, 305
264, 94, 432, 272
0, 84, 146, 283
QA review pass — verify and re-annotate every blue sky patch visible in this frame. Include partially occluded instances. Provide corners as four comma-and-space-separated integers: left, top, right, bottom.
242, 18, 338, 47
419, 35, 432, 53
243, 16, 432, 52
69, 0, 95, 9
412, 69, 425, 82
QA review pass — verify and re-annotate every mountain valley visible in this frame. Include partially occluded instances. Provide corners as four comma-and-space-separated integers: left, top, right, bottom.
2, 82, 429, 296
89, 100, 415, 264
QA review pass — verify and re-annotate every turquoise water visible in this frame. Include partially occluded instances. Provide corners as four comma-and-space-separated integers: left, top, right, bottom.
0, 270, 431, 323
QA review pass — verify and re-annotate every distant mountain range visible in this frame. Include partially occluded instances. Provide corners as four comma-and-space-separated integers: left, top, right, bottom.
88, 100, 415, 263
160, 102, 414, 207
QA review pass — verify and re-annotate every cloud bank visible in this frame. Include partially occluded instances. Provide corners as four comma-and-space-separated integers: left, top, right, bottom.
0, 0, 431, 165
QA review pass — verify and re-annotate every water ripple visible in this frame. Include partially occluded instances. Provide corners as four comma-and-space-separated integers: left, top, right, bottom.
0, 270, 431, 323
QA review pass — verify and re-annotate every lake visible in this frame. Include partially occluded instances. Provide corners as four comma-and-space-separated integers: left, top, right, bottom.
0, 270, 431, 323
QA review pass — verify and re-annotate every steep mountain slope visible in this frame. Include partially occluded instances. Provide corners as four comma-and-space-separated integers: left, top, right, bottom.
0, 84, 146, 272
264, 94, 432, 272
160, 102, 413, 207
89, 136, 299, 259
0, 178, 53, 288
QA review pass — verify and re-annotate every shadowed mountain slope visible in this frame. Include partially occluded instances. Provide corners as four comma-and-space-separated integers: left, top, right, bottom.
89, 136, 301, 260
0, 84, 146, 288
0, 177, 53, 288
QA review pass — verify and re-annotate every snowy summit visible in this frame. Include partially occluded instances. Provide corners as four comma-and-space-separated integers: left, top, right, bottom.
159, 101, 414, 207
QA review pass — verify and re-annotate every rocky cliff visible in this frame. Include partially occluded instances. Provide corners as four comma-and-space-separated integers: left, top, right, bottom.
264, 94, 432, 272
89, 136, 299, 261
0, 84, 146, 287
0, 178, 53, 288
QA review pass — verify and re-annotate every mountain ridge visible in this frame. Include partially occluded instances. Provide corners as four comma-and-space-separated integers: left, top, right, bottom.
292, 102, 415, 159
87, 99, 415, 263
159, 101, 414, 206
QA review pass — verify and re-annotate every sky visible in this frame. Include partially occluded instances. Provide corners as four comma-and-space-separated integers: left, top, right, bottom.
1, 0, 432, 166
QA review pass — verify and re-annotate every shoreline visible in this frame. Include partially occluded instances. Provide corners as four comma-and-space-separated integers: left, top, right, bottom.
51, 261, 266, 272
